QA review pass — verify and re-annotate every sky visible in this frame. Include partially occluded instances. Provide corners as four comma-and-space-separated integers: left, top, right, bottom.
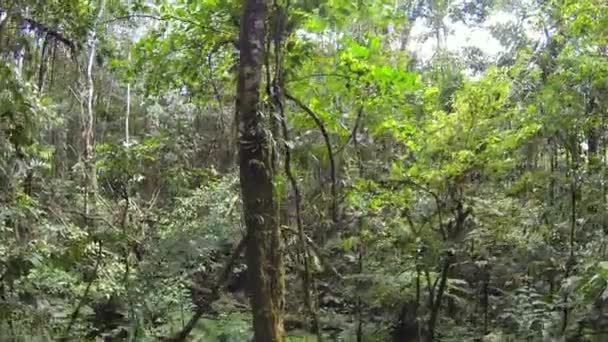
408, 16, 504, 61
407, 10, 540, 62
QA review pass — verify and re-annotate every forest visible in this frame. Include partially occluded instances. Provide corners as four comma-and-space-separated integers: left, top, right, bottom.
1, 0, 608, 341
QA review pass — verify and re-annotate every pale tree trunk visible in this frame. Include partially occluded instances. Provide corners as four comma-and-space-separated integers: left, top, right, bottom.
237, 0, 285, 341
0, 10, 7, 27
125, 66, 130, 144
125, 1, 131, 145
83, 1, 104, 222
16, 47, 24, 76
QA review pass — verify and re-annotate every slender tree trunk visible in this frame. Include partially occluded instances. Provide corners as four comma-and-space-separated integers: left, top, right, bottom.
562, 137, 579, 333
125, 69, 130, 144
237, 0, 284, 341
0, 10, 7, 30
83, 1, 104, 223
125, 1, 131, 145
427, 254, 451, 342
602, 110, 607, 258
481, 268, 490, 335
356, 246, 364, 342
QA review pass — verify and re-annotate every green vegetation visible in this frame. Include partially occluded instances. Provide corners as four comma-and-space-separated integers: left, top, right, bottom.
1, 0, 608, 341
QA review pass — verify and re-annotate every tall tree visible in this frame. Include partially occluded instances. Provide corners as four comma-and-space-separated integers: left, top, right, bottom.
237, 0, 285, 341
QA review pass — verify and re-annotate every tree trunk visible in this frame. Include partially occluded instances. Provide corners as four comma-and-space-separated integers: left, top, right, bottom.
237, 0, 285, 341
83, 1, 104, 224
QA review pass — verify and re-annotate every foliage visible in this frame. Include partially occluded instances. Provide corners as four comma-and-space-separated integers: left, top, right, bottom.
2, 0, 608, 341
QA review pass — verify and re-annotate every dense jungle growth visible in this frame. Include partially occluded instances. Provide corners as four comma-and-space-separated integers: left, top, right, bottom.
1, 0, 608, 341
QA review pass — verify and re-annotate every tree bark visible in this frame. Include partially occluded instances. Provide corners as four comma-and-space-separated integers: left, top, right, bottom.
237, 0, 285, 341
83, 0, 104, 225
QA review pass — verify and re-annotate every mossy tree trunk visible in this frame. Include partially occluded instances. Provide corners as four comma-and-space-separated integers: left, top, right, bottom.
237, 0, 285, 341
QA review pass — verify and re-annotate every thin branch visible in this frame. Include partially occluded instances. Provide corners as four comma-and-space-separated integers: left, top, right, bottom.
287, 73, 350, 84
63, 241, 103, 339
427, 254, 452, 342
101, 14, 224, 34
101, 13, 164, 24
19, 17, 78, 56
166, 234, 248, 341
335, 106, 363, 155
377, 178, 447, 239
68, 86, 83, 103
283, 227, 342, 279
424, 269, 434, 309
355, 238, 364, 342
377, 178, 439, 203
207, 45, 226, 131
146, 187, 161, 212
285, 91, 339, 223
37, 34, 49, 91
43, 205, 70, 228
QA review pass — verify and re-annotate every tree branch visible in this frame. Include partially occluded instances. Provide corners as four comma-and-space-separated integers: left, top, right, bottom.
427, 253, 452, 342
101, 13, 225, 34
62, 241, 103, 339
335, 106, 363, 154
166, 234, 248, 341
287, 73, 350, 84
283, 226, 342, 279
3, 10, 78, 57
285, 91, 338, 223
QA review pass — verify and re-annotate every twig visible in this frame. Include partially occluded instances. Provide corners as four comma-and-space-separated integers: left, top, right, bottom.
377, 178, 447, 239
335, 106, 363, 155
101, 13, 164, 24
206, 40, 235, 132
101, 13, 224, 34
287, 73, 350, 84
285, 92, 338, 223
67, 86, 83, 103
283, 227, 342, 279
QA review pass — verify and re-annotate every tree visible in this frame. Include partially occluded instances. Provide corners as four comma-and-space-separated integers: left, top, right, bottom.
237, 0, 285, 341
